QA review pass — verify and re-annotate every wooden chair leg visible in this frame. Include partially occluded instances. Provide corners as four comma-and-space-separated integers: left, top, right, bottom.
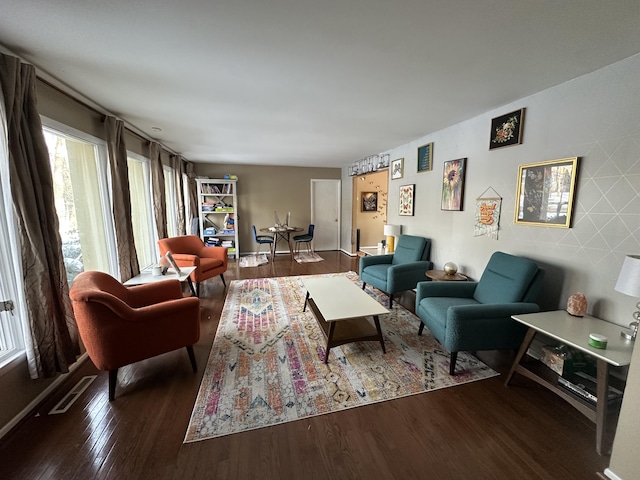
219, 274, 226, 288
109, 369, 118, 401
389, 294, 393, 308
449, 352, 458, 375
418, 323, 425, 336
362, 282, 366, 291
186, 345, 197, 372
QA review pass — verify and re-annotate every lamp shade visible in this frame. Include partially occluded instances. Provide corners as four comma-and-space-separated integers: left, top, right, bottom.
615, 255, 640, 298
383, 224, 401, 237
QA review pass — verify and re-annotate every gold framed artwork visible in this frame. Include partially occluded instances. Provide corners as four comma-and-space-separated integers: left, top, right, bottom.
391, 158, 404, 179
514, 157, 579, 228
417, 142, 433, 172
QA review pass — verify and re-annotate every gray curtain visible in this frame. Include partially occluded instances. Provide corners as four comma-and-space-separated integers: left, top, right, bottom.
171, 154, 187, 235
105, 116, 139, 281
0, 53, 79, 379
149, 141, 167, 240
185, 161, 198, 234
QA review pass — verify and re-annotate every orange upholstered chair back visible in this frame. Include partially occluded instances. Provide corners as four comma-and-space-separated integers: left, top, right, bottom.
69, 271, 200, 372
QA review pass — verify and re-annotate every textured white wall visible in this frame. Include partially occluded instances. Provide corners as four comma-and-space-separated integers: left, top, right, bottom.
345, 53, 640, 326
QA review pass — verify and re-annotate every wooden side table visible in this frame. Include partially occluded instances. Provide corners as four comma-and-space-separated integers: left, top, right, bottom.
425, 269, 468, 282
505, 310, 633, 455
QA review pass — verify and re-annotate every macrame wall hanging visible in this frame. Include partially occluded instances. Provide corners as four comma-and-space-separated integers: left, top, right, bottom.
474, 186, 502, 240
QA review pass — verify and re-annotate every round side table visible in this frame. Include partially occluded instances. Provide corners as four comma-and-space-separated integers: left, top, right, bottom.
425, 269, 468, 282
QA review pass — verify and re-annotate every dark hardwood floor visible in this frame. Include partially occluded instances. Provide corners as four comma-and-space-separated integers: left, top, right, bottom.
0, 252, 610, 479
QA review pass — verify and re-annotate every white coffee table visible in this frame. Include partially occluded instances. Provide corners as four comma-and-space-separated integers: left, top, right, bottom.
302, 276, 389, 363
124, 266, 197, 296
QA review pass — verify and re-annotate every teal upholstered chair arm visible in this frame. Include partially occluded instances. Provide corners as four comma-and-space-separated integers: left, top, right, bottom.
444, 302, 540, 352
416, 281, 478, 300
448, 302, 541, 322
359, 254, 393, 272
386, 260, 433, 292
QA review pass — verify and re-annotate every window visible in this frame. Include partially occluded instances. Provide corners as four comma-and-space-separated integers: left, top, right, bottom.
0, 99, 26, 366
164, 165, 177, 237
43, 122, 117, 285
127, 153, 157, 267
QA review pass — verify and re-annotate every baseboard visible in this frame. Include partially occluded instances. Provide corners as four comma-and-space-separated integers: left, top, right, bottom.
603, 468, 623, 480
0, 352, 88, 441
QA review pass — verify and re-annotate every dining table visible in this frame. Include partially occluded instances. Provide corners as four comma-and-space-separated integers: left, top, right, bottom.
260, 226, 303, 258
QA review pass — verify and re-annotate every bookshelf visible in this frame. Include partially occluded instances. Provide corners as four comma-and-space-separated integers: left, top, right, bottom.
196, 178, 238, 259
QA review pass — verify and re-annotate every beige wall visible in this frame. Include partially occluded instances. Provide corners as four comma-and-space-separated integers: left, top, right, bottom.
351, 170, 388, 249
193, 164, 341, 254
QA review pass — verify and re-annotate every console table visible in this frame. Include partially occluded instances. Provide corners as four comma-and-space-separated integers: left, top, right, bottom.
505, 310, 633, 455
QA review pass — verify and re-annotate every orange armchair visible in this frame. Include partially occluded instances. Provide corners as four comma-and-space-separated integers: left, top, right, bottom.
158, 235, 228, 296
69, 271, 201, 401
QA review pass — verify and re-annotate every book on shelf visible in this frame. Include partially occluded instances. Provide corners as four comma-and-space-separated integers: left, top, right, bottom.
557, 371, 623, 405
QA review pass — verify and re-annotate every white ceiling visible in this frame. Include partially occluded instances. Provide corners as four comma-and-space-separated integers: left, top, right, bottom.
1, 1, 639, 167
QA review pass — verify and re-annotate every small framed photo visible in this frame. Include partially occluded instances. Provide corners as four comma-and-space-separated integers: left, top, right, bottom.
391, 158, 404, 179
441, 158, 466, 211
361, 192, 378, 212
417, 142, 433, 172
514, 157, 579, 228
489, 108, 525, 150
399, 184, 415, 216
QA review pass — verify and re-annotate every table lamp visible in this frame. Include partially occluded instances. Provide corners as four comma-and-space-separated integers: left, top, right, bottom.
383, 224, 401, 253
614, 254, 640, 341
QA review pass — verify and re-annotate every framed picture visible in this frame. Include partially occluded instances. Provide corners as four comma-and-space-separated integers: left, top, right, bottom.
417, 142, 433, 172
441, 158, 466, 211
489, 108, 525, 150
361, 192, 378, 212
514, 157, 579, 228
399, 184, 415, 216
162, 251, 183, 275
391, 158, 404, 179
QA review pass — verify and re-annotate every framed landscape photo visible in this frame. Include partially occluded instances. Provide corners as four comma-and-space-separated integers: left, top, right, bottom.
489, 108, 525, 150
441, 158, 466, 211
399, 184, 415, 216
361, 192, 378, 212
514, 157, 579, 228
391, 158, 404, 180
417, 142, 433, 172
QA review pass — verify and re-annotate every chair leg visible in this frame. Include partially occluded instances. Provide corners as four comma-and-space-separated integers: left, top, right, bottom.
108, 369, 118, 401
196, 282, 200, 297
449, 352, 458, 375
362, 282, 366, 291
220, 274, 226, 288
389, 294, 393, 308
418, 323, 425, 336
186, 345, 197, 372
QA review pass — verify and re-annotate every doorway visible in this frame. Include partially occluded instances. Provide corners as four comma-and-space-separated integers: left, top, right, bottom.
311, 179, 341, 251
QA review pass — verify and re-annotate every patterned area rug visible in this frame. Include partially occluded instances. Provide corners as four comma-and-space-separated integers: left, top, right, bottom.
184, 272, 498, 443
293, 251, 324, 263
239, 254, 269, 267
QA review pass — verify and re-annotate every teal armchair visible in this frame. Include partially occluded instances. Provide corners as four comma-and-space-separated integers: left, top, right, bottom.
360, 234, 432, 307
415, 251, 544, 374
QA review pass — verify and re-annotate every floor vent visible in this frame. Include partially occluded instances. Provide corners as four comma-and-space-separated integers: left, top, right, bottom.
48, 375, 97, 415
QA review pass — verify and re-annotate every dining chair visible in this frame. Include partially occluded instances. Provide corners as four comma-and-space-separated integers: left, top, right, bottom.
252, 225, 275, 257
293, 224, 315, 255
